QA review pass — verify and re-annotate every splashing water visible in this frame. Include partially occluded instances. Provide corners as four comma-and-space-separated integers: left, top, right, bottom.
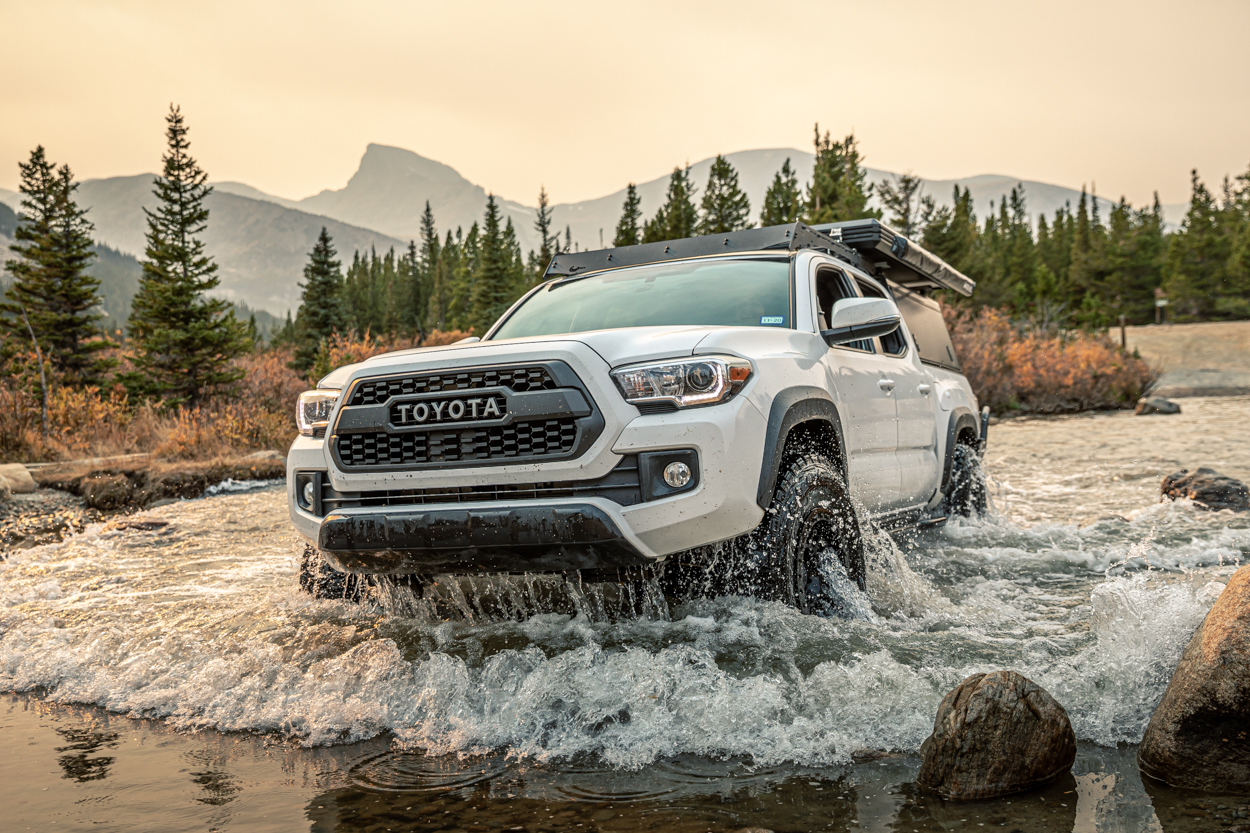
2, 398, 1248, 773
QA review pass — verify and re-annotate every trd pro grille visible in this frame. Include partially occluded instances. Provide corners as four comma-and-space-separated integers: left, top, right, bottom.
336, 418, 579, 467
348, 366, 556, 406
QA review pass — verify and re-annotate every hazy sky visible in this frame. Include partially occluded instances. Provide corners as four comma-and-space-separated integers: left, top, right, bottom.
2, 0, 1247, 208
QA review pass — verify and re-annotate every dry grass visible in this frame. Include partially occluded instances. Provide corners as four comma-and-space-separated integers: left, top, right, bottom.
0, 330, 471, 464
947, 307, 1158, 414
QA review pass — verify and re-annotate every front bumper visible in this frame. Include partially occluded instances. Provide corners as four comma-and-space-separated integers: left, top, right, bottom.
317, 502, 651, 574
288, 342, 770, 574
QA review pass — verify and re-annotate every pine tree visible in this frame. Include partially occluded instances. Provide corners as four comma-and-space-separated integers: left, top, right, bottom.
759, 159, 802, 226
401, 239, 426, 340
291, 227, 347, 372
2, 147, 112, 386
697, 155, 751, 235
125, 105, 248, 405
612, 184, 643, 246
468, 196, 513, 333
417, 202, 443, 331
877, 172, 935, 238
804, 126, 881, 224
922, 186, 980, 284
642, 167, 698, 243
1163, 170, 1231, 320
531, 186, 556, 278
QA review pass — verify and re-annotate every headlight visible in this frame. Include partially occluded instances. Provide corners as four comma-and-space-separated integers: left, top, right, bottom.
611, 356, 752, 409
296, 389, 340, 437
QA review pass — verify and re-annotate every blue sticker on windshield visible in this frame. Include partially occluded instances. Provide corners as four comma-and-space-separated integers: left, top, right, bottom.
760, 315, 785, 325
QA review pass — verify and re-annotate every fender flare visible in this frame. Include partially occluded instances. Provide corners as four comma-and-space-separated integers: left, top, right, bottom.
756, 387, 847, 508
940, 407, 981, 494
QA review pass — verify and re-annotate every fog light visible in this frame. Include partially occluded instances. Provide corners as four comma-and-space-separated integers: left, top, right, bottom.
301, 480, 316, 508
663, 461, 692, 488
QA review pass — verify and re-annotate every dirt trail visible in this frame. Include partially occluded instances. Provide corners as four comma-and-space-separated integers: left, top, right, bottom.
1125, 320, 1250, 396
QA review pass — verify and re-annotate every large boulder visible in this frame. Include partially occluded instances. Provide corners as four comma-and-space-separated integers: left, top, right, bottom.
0, 463, 38, 494
1138, 566, 1250, 792
0, 476, 10, 503
1136, 396, 1181, 415
917, 670, 1076, 800
81, 473, 134, 511
1161, 468, 1250, 512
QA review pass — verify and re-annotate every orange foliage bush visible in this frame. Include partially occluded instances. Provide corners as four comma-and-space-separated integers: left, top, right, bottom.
0, 329, 478, 464
947, 307, 1158, 414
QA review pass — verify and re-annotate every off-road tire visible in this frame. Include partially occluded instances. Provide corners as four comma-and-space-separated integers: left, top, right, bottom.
943, 443, 988, 517
298, 544, 373, 602
748, 452, 866, 613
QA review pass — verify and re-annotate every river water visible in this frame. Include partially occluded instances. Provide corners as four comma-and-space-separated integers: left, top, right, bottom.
3, 396, 1250, 832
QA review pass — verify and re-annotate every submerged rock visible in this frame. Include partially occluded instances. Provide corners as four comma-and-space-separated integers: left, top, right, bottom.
1138, 565, 1250, 792
82, 473, 133, 511
1161, 468, 1250, 512
0, 463, 38, 494
916, 670, 1076, 800
1136, 396, 1181, 415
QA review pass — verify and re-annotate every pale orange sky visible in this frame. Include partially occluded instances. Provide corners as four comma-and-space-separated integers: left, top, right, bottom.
2, 0, 1247, 208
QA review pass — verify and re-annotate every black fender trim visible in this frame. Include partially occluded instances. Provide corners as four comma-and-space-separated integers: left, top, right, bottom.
940, 407, 981, 494
756, 387, 846, 508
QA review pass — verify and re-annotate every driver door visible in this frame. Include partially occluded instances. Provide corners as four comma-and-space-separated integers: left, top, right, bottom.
814, 267, 901, 514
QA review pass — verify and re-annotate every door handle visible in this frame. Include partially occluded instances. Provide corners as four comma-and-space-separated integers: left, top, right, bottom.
877, 378, 896, 391
918, 384, 932, 394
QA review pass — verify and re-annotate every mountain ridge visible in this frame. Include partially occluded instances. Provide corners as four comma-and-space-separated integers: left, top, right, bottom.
0, 147, 1189, 318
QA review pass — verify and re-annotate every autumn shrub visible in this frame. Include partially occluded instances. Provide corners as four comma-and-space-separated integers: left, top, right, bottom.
946, 307, 1158, 414
1, 329, 479, 464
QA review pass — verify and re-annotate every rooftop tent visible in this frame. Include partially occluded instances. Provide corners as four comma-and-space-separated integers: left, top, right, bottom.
543, 220, 975, 298
810, 219, 975, 297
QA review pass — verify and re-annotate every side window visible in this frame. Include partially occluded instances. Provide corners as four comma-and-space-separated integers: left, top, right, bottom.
816, 269, 873, 353
857, 279, 908, 357
893, 284, 962, 371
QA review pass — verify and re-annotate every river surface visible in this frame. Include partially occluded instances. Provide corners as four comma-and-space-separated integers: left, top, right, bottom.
3, 396, 1250, 832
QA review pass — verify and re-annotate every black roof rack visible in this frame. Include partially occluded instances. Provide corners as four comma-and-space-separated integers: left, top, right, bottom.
542, 219, 975, 297
544, 222, 863, 279
810, 220, 975, 297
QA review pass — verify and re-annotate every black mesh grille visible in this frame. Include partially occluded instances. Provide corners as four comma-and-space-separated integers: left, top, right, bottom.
348, 366, 557, 406
336, 418, 578, 468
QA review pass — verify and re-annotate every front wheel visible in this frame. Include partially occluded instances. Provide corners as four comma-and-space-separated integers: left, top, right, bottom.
749, 452, 866, 614
298, 544, 373, 602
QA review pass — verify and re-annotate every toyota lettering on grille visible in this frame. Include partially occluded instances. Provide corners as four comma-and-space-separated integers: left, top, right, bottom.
390, 394, 507, 426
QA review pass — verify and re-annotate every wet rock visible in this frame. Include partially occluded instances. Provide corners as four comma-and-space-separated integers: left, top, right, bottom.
0, 477, 10, 503
916, 670, 1076, 800
81, 473, 134, 511
0, 463, 38, 494
1138, 565, 1250, 792
1161, 468, 1250, 512
1136, 396, 1182, 415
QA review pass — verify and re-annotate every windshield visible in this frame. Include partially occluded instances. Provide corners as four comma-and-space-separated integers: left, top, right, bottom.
489, 258, 792, 340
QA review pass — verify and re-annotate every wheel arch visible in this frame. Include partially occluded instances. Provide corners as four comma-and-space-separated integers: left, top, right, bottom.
756, 387, 847, 509
940, 407, 981, 494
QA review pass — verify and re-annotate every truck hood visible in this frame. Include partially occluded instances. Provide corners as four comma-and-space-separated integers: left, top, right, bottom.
357, 327, 718, 371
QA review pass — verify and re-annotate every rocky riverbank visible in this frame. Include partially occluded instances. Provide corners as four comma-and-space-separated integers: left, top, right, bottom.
0, 451, 284, 552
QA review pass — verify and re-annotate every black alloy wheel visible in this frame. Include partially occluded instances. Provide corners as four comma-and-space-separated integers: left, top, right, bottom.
750, 452, 866, 613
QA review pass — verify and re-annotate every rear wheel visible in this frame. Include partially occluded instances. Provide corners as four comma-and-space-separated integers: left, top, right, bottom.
748, 452, 866, 613
943, 443, 988, 517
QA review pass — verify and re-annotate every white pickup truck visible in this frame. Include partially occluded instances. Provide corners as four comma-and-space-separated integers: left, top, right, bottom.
287, 220, 987, 612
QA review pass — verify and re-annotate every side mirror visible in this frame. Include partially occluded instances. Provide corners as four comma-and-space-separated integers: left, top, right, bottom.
821, 297, 902, 346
